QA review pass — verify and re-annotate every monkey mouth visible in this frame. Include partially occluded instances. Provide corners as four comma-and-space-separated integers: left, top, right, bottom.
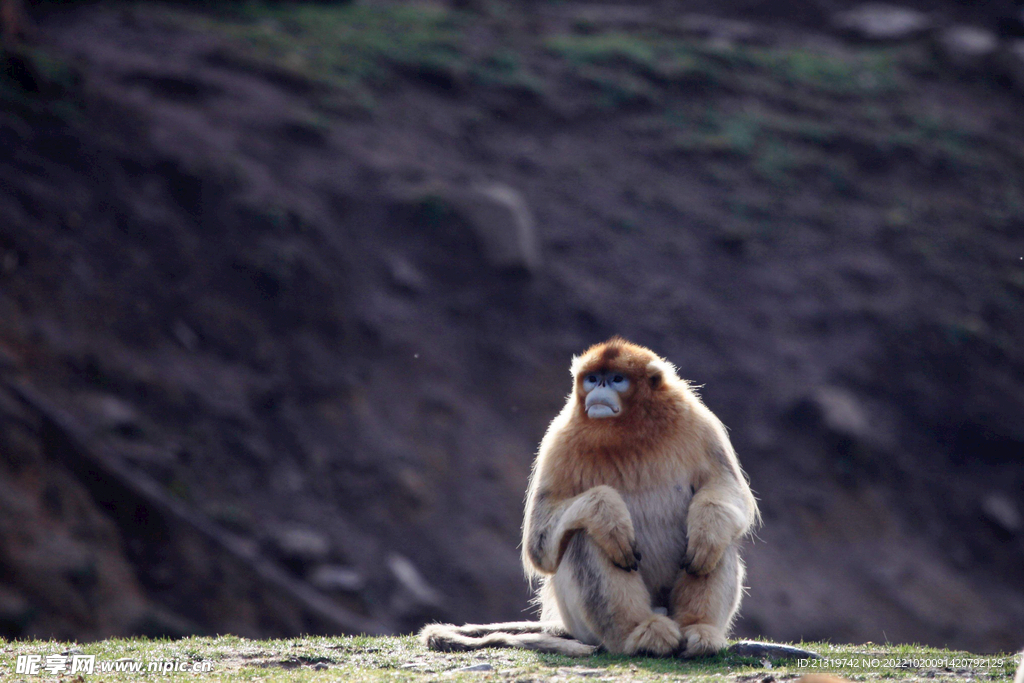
585, 402, 620, 419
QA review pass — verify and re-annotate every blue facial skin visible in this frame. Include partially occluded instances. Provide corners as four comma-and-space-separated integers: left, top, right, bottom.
582, 371, 630, 419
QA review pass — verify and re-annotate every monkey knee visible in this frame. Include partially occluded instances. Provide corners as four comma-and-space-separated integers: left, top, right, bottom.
554, 533, 651, 647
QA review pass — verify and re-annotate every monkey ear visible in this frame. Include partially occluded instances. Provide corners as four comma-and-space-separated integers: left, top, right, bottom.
645, 358, 674, 389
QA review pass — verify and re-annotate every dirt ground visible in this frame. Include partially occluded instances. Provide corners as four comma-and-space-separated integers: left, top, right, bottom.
0, 0, 1022, 652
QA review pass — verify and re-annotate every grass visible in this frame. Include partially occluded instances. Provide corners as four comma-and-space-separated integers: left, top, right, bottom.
141, 0, 1024, 192
1, 636, 1019, 682
159, 1, 546, 108
16, 0, 1024, 221
0, 43, 83, 120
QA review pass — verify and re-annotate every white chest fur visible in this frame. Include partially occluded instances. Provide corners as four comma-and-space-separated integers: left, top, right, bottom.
622, 481, 694, 597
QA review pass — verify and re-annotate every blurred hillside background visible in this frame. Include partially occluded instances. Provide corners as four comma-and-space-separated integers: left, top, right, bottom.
1, 0, 1023, 653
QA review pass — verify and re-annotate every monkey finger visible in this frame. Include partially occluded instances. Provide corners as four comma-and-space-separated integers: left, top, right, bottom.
613, 560, 636, 572
610, 541, 639, 571
685, 545, 724, 576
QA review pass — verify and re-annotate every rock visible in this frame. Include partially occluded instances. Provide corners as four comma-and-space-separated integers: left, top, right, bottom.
442, 183, 540, 273
0, 344, 17, 371
934, 26, 999, 71
387, 552, 450, 630
0, 587, 32, 639
456, 663, 493, 672
90, 394, 141, 434
308, 565, 365, 593
568, 4, 654, 30
790, 387, 869, 442
981, 494, 1021, 534
676, 15, 767, 46
727, 640, 823, 660
833, 5, 933, 42
559, 668, 605, 677
388, 553, 443, 608
999, 40, 1024, 93
172, 319, 199, 351
267, 528, 331, 573
386, 254, 427, 293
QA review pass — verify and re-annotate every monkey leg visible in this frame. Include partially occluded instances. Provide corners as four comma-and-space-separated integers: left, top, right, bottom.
551, 532, 681, 656
670, 544, 743, 657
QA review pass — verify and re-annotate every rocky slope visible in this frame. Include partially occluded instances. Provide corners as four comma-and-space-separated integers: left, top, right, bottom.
0, 0, 1022, 650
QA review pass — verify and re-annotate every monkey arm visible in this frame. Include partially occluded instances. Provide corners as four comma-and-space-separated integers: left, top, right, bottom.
523, 485, 640, 576
683, 438, 758, 576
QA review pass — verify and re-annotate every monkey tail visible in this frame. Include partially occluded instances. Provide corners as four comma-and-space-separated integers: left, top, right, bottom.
419, 621, 597, 657
1014, 650, 1023, 683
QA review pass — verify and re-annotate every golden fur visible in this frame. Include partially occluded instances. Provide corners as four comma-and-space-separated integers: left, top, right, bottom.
421, 338, 758, 657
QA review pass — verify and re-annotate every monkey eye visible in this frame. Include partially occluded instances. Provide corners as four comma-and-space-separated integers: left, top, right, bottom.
610, 374, 629, 391
582, 374, 599, 391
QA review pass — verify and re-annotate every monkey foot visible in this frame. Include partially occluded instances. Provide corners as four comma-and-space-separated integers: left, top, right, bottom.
623, 615, 682, 656
679, 624, 728, 657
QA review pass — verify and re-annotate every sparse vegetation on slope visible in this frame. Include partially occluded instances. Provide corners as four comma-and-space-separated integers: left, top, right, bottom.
0, 0, 1021, 651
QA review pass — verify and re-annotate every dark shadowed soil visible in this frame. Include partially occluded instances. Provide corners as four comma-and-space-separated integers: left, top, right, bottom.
0, 0, 1022, 652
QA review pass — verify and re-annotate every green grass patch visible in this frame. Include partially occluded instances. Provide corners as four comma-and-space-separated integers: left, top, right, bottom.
1, 636, 1019, 682
157, 2, 470, 106
741, 47, 902, 95
0, 45, 83, 120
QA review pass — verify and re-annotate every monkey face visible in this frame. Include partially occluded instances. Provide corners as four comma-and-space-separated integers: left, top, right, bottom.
581, 371, 630, 419
571, 337, 677, 425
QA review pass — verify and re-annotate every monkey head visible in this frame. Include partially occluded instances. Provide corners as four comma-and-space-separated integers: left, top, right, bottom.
570, 337, 679, 425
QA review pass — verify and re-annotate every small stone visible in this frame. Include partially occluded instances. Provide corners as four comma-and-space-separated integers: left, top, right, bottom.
308, 565, 365, 593
981, 493, 1021, 534
790, 387, 869, 442
388, 553, 443, 608
172, 319, 199, 351
442, 183, 540, 273
90, 394, 142, 434
934, 26, 999, 71
457, 663, 494, 672
727, 641, 823, 660
387, 254, 427, 293
267, 528, 331, 567
677, 15, 765, 45
0, 345, 18, 370
999, 40, 1024, 93
833, 4, 933, 42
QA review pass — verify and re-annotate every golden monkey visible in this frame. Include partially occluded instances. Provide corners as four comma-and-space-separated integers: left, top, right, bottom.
422, 337, 758, 657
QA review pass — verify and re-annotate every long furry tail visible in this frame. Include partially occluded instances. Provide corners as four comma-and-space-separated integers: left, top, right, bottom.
419, 620, 597, 657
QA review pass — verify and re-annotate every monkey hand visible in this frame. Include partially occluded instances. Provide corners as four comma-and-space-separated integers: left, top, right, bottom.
581, 485, 641, 572
682, 532, 727, 576
683, 493, 749, 575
